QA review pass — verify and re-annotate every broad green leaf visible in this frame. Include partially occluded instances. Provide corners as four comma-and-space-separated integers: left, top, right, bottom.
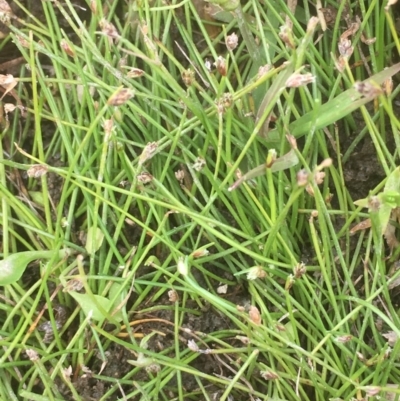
85, 226, 105, 254
266, 63, 400, 145
384, 166, 400, 193
0, 249, 70, 286
69, 291, 123, 322
109, 282, 125, 306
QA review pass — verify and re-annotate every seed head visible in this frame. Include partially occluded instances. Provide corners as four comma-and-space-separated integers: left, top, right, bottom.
225, 32, 238, 51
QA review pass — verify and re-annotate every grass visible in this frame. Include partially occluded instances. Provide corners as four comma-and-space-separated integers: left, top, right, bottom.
1, 0, 400, 400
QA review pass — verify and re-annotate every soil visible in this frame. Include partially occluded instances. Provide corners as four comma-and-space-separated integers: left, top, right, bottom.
1, 1, 399, 400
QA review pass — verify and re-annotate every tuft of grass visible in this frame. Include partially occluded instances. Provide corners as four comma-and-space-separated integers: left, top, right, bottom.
1, 0, 400, 400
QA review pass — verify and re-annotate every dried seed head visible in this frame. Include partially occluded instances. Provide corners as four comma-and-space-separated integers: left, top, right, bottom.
127, 68, 145, 78
4, 103, 24, 120
118, 56, 127, 69
297, 169, 309, 186
335, 56, 346, 73
168, 289, 179, 302
90, 0, 97, 14
307, 16, 319, 33
286, 73, 315, 88
236, 336, 250, 344
182, 69, 195, 87
63, 278, 85, 292
306, 184, 315, 197
62, 366, 73, 381
15, 34, 30, 48
383, 331, 398, 346
382, 73, 393, 96
279, 24, 295, 49
338, 37, 353, 58
139, 142, 158, 165
314, 171, 326, 185
260, 369, 279, 380
145, 364, 160, 373
364, 386, 381, 397
386, 0, 398, 10
187, 339, 200, 352
0, 73, 17, 97
191, 248, 210, 258
285, 274, 295, 291
221, 92, 233, 109
368, 195, 381, 212
137, 172, 153, 184
60, 39, 75, 57
317, 158, 332, 170
335, 334, 353, 343
26, 349, 39, 361
214, 56, 227, 76
225, 32, 238, 50
293, 262, 306, 278
27, 164, 48, 178
354, 81, 383, 98
247, 266, 267, 280
175, 169, 185, 183
192, 156, 206, 171
103, 119, 113, 135
0, 0, 13, 25
107, 88, 134, 106
257, 64, 272, 79
99, 18, 119, 38
249, 305, 262, 325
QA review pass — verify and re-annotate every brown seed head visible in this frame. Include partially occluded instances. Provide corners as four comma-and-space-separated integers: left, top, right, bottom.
279, 24, 295, 49
107, 88, 134, 106
60, 39, 75, 57
99, 18, 119, 38
214, 56, 227, 76
182, 69, 195, 87
27, 164, 48, 178
286, 72, 315, 88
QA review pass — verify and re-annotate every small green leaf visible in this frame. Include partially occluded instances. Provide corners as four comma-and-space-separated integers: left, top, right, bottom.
354, 198, 369, 208
69, 291, 123, 322
85, 226, 105, 254
0, 249, 70, 286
